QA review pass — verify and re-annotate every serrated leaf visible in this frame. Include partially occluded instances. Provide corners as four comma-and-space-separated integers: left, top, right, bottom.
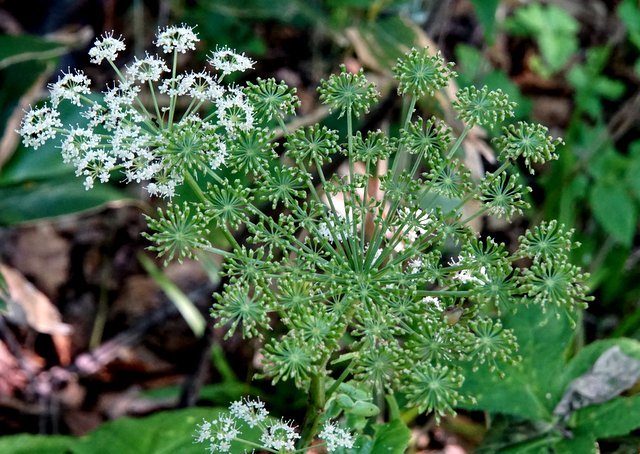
590, 181, 636, 246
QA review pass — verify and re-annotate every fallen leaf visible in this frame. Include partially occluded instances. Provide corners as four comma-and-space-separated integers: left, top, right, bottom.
0, 263, 72, 336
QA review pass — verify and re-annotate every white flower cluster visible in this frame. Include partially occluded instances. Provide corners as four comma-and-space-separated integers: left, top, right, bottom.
194, 397, 354, 453
18, 25, 256, 197
318, 421, 355, 451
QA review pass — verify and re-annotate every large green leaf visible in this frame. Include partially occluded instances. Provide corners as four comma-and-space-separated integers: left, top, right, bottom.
0, 180, 129, 226
0, 35, 67, 70
0, 434, 74, 453
459, 305, 574, 421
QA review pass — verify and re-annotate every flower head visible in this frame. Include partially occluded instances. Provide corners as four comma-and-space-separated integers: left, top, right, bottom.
194, 415, 239, 453
209, 46, 255, 76
18, 104, 62, 149
126, 54, 169, 83
229, 397, 269, 428
318, 65, 379, 118
393, 47, 456, 97
155, 24, 198, 53
88, 31, 125, 64
48, 69, 91, 107
453, 86, 516, 127
494, 121, 563, 173
260, 420, 300, 451
319, 421, 355, 452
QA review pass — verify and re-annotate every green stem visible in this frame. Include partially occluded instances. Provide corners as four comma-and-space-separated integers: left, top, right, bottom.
297, 374, 325, 449
168, 50, 178, 129
325, 359, 355, 399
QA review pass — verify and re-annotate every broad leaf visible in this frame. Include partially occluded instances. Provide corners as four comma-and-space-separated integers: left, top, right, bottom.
0, 180, 129, 225
0, 35, 67, 70
0, 434, 74, 453
459, 305, 574, 421
73, 407, 259, 454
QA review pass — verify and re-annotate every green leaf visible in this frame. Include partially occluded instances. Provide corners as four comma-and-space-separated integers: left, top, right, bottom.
0, 35, 67, 70
335, 420, 411, 454
73, 407, 256, 454
370, 420, 411, 454
569, 395, 640, 440
504, 4, 578, 73
559, 338, 640, 391
553, 434, 597, 454
469, 0, 500, 44
0, 180, 129, 225
618, 0, 640, 50
625, 141, 640, 202
459, 305, 574, 421
138, 253, 206, 337
590, 181, 636, 246
0, 434, 74, 453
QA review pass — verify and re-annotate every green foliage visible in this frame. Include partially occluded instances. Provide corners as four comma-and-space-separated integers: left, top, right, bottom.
0, 408, 252, 454
468, 0, 500, 44
460, 305, 640, 452
504, 3, 579, 76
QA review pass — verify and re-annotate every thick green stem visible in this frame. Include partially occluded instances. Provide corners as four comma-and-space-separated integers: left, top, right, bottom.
297, 374, 325, 449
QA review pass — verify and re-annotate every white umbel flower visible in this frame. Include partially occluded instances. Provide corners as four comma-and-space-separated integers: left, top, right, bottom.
49, 69, 91, 107
155, 24, 198, 53
126, 54, 169, 83
208, 46, 254, 76
18, 104, 62, 149
260, 420, 300, 451
229, 397, 269, 428
88, 32, 125, 64
319, 421, 355, 452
